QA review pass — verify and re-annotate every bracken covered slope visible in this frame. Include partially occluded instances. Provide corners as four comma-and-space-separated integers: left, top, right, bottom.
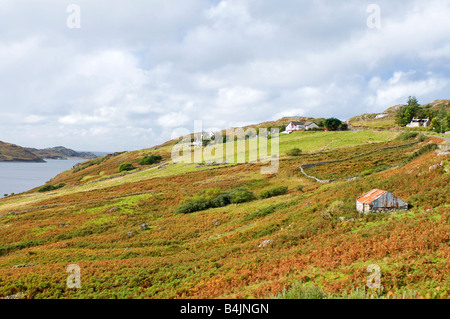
0, 130, 448, 299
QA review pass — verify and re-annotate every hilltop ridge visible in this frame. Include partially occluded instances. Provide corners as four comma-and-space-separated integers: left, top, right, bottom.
0, 141, 45, 163
25, 146, 97, 160
0, 142, 98, 162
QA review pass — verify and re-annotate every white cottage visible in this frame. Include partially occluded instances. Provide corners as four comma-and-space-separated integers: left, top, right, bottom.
286, 121, 305, 132
305, 121, 319, 130
406, 118, 431, 128
356, 189, 408, 213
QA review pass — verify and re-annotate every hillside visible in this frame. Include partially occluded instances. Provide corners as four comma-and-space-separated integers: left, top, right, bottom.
348, 99, 450, 129
0, 127, 448, 299
25, 146, 97, 160
0, 141, 45, 163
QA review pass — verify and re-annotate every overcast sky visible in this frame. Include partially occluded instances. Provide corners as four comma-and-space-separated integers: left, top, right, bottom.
0, 0, 449, 152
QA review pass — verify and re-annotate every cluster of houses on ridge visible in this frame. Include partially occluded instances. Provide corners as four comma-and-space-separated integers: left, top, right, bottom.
191, 120, 322, 146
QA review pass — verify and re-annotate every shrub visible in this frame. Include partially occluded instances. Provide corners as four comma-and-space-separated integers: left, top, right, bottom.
228, 188, 256, 204
138, 155, 162, 165
373, 163, 390, 173
360, 169, 375, 177
118, 163, 134, 172
321, 200, 345, 220
274, 282, 327, 299
175, 200, 211, 214
286, 148, 302, 156
418, 134, 427, 142
297, 185, 305, 192
210, 193, 232, 207
38, 185, 54, 192
175, 187, 256, 214
194, 188, 222, 202
395, 132, 419, 141
324, 118, 342, 131
259, 186, 289, 199
38, 183, 65, 193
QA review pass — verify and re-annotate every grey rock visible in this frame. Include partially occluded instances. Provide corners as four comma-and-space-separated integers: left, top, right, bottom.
258, 239, 274, 248
429, 163, 442, 172
106, 206, 121, 213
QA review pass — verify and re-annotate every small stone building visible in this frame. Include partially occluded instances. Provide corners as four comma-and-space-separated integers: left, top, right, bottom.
356, 189, 408, 213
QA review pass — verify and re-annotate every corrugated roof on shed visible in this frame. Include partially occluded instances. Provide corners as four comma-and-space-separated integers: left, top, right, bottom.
357, 189, 387, 204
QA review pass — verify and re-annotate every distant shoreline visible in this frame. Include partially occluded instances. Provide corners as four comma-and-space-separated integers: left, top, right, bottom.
0, 159, 46, 163
0, 157, 90, 163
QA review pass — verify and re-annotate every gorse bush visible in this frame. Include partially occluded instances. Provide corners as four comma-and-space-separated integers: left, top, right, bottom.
259, 186, 289, 199
175, 188, 256, 214
118, 163, 135, 172
138, 155, 162, 165
38, 183, 65, 193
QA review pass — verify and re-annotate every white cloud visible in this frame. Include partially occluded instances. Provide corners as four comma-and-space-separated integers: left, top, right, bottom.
58, 113, 108, 125
366, 72, 449, 110
1, 0, 450, 151
217, 86, 267, 108
23, 115, 46, 124
157, 112, 191, 128
274, 108, 306, 119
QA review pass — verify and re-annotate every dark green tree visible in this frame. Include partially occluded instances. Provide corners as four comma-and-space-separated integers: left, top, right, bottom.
139, 155, 162, 165
396, 96, 422, 126
118, 163, 134, 172
323, 118, 342, 131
